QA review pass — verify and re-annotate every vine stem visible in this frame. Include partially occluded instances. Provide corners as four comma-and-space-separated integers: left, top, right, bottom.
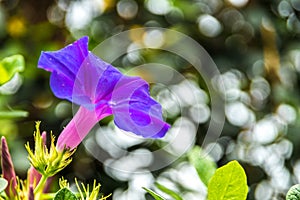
34, 175, 48, 198
41, 193, 56, 199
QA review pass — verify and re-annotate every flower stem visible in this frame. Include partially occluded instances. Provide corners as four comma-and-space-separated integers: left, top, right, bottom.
41, 193, 56, 199
34, 175, 48, 196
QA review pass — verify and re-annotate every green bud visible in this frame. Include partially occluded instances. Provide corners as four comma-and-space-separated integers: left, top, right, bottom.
25, 122, 75, 177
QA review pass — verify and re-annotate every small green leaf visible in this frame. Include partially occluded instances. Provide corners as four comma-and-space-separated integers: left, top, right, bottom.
54, 188, 78, 200
143, 187, 166, 200
207, 160, 248, 200
286, 184, 300, 200
0, 178, 8, 193
0, 110, 28, 119
155, 183, 183, 200
0, 55, 25, 85
188, 146, 217, 186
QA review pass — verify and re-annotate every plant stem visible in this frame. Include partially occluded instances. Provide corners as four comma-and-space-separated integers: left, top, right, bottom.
34, 175, 48, 196
0, 110, 28, 119
41, 193, 56, 199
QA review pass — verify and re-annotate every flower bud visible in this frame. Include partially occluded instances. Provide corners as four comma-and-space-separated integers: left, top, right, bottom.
25, 122, 75, 177
28, 185, 34, 200
1, 136, 17, 197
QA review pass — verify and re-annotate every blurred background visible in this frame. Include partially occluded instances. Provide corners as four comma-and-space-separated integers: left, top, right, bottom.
1, 0, 300, 199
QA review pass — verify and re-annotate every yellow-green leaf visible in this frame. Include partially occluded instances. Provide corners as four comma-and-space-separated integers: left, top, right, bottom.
207, 160, 248, 200
0, 55, 25, 85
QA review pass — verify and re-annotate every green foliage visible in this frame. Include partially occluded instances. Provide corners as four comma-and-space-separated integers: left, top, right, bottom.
155, 183, 183, 200
0, 178, 8, 193
286, 184, 300, 200
143, 187, 166, 200
207, 160, 248, 200
188, 146, 217, 186
0, 55, 24, 85
54, 188, 78, 200
0, 110, 28, 119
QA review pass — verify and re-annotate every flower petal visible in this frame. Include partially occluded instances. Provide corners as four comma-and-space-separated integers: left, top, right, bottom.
38, 36, 88, 75
49, 71, 74, 101
111, 76, 170, 138
38, 37, 123, 110
72, 53, 123, 108
38, 36, 89, 102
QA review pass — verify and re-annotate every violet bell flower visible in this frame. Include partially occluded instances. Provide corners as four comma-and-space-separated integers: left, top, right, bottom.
38, 36, 170, 151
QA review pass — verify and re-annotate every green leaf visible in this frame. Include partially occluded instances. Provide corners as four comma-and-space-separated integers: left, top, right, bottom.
155, 183, 183, 200
0, 178, 8, 193
286, 184, 300, 200
143, 187, 166, 200
0, 55, 25, 85
207, 160, 248, 200
188, 146, 217, 186
0, 110, 28, 119
54, 188, 78, 200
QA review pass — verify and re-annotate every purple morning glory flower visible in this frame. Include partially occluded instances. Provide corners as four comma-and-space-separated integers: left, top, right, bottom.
38, 36, 170, 150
